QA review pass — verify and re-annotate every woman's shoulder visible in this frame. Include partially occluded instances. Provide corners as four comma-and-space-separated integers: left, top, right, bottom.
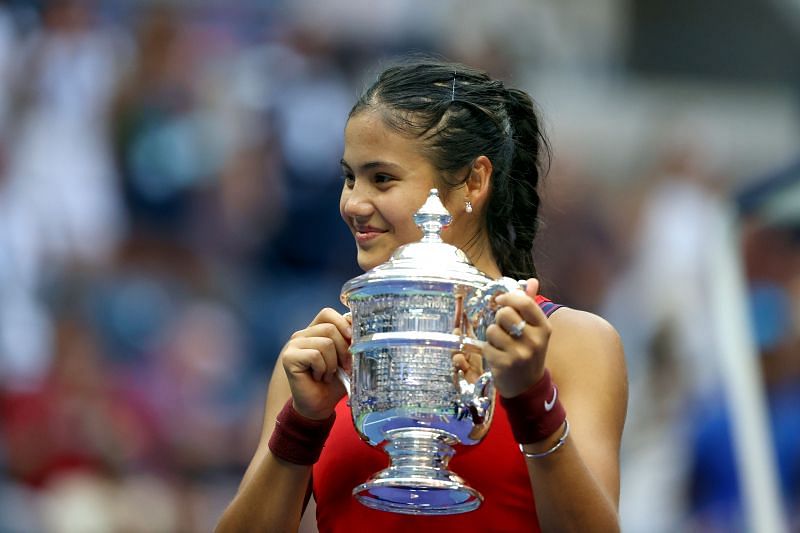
545, 306, 627, 395
548, 306, 621, 346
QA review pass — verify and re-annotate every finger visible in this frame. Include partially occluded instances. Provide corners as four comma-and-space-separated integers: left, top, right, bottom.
481, 338, 507, 367
452, 352, 469, 373
524, 277, 540, 299
301, 323, 350, 359
284, 347, 332, 383
494, 306, 526, 338
494, 289, 547, 328
310, 308, 353, 343
485, 322, 516, 351
294, 322, 352, 372
290, 336, 340, 383
491, 304, 551, 350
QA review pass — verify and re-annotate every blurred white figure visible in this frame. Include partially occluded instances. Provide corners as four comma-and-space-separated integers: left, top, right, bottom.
273, 46, 351, 185
0, 1, 130, 386
604, 146, 727, 533
2, 0, 129, 273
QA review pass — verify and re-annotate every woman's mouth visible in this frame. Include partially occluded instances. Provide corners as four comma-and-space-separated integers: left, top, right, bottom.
355, 227, 387, 243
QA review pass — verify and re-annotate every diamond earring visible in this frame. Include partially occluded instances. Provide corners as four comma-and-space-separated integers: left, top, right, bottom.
465, 201, 473, 214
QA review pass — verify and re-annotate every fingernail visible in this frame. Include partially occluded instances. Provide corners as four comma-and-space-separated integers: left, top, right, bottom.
346, 326, 353, 338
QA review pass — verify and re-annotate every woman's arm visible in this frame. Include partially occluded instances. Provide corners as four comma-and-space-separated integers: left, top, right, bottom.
488, 283, 627, 532
216, 309, 352, 532
215, 363, 309, 532
524, 309, 627, 532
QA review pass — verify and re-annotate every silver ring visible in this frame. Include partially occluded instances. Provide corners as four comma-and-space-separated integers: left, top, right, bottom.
508, 319, 527, 338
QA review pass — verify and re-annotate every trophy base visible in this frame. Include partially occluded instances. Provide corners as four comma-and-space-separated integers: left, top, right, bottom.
353, 475, 482, 515
352, 429, 483, 515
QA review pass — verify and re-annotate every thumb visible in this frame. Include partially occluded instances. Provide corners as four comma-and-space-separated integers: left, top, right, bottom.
525, 277, 540, 298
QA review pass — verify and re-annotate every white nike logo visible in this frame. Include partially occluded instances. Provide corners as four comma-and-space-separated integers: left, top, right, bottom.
544, 385, 558, 412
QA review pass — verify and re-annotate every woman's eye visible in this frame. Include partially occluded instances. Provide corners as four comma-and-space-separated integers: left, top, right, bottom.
374, 174, 393, 184
342, 173, 355, 187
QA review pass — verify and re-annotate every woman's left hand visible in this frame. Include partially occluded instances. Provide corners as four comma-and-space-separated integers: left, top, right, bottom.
485, 278, 552, 398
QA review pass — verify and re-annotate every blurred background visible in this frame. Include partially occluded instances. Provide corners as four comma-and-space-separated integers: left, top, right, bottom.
0, 0, 797, 531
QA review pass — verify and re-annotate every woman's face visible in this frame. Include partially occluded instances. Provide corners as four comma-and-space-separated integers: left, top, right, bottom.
340, 110, 468, 271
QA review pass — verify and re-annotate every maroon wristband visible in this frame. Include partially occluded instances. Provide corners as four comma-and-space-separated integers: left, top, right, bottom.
499, 369, 567, 444
268, 399, 336, 465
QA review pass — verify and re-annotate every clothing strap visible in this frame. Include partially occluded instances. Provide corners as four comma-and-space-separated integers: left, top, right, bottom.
537, 298, 563, 318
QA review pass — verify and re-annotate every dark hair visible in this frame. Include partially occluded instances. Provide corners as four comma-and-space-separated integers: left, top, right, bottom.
349, 59, 550, 280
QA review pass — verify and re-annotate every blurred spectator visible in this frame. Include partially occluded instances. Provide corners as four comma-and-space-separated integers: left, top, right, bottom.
604, 143, 729, 533
0, 0, 128, 391
4, 0, 128, 272
1, 317, 151, 487
264, 30, 357, 276
111, 5, 207, 236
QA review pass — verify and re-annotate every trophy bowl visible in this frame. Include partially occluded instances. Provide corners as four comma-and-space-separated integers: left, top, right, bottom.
340, 189, 522, 515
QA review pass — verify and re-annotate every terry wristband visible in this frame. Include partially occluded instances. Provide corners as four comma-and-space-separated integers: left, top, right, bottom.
499, 369, 567, 444
268, 398, 336, 465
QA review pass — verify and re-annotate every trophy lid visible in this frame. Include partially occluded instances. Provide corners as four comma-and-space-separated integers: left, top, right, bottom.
341, 189, 491, 302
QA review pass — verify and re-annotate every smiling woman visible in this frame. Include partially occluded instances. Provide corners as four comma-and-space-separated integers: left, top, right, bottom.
339, 111, 492, 274
216, 59, 628, 533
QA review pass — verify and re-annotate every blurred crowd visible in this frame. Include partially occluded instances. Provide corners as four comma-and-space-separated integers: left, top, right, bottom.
0, 1, 796, 532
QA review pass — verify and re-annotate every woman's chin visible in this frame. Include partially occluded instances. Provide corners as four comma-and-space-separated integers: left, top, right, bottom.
356, 257, 378, 272
356, 250, 390, 272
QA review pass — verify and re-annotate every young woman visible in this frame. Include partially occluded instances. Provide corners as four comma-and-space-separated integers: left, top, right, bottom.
217, 60, 628, 532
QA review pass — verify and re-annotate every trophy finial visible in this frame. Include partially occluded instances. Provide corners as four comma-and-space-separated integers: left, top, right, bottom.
413, 188, 452, 242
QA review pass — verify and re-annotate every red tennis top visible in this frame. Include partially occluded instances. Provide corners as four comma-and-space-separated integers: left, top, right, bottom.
312, 296, 562, 532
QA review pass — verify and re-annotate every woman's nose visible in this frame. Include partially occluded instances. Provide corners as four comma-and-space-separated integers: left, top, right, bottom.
342, 184, 373, 218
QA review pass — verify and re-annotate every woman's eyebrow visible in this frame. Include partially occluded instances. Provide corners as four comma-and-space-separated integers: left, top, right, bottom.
340, 158, 403, 173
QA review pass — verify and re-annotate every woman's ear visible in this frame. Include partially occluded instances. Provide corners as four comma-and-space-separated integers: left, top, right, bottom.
465, 155, 493, 209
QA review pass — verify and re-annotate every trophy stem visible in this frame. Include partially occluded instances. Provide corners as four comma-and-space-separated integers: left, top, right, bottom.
352, 428, 483, 515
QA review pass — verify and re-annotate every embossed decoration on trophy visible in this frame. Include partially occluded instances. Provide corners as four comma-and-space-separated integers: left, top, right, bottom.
339, 189, 524, 515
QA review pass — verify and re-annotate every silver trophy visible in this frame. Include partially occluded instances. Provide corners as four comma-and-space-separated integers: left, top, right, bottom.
339, 189, 523, 515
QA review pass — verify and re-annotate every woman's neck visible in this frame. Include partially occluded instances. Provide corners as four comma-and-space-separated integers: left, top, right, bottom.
464, 235, 502, 279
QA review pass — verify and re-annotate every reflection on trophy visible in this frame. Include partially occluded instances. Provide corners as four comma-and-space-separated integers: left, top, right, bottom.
340, 189, 523, 515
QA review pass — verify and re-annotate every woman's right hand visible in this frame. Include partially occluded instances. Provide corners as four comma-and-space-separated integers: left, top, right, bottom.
280, 308, 352, 420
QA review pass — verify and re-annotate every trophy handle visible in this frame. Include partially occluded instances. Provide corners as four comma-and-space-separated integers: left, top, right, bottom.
336, 311, 353, 397
463, 277, 527, 341
336, 367, 351, 397
456, 277, 527, 424
455, 370, 494, 425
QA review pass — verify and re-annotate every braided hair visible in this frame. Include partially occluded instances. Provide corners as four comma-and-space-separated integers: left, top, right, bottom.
349, 59, 550, 280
